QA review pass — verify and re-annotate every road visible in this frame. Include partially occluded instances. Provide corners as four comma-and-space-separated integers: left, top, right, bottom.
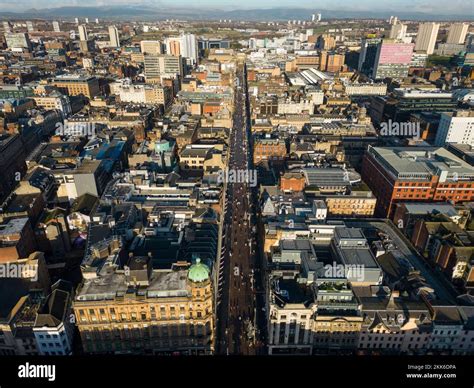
215, 64, 260, 355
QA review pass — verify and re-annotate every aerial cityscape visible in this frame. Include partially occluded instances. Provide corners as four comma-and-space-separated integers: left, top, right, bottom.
0, 0, 473, 384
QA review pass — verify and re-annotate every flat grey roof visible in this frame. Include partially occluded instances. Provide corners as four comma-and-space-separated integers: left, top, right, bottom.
335, 227, 366, 240
304, 168, 349, 187
368, 146, 474, 179
280, 239, 313, 251
339, 247, 379, 268
76, 268, 190, 301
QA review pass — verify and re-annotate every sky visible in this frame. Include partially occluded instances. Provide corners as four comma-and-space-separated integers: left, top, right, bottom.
0, 0, 472, 15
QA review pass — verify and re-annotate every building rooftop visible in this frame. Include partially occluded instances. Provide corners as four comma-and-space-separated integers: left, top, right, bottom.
368, 146, 474, 180
0, 218, 28, 237
76, 267, 191, 302
53, 74, 96, 82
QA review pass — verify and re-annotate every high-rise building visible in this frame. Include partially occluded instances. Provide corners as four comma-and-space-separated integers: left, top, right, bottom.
358, 38, 381, 73
2, 21, 12, 33
167, 39, 181, 56
108, 25, 120, 48
165, 34, 198, 65
435, 111, 474, 146
78, 25, 88, 41
140, 40, 162, 55
447, 23, 469, 45
316, 34, 336, 50
74, 18, 79, 24
466, 34, 474, 53
415, 22, 439, 54
85, 18, 89, 24
79, 40, 95, 53
389, 22, 407, 40
371, 39, 414, 80
5, 33, 32, 51
144, 54, 185, 83
52, 21, 61, 32
95, 18, 99, 24
319, 51, 345, 73
362, 146, 474, 217
25, 21, 34, 32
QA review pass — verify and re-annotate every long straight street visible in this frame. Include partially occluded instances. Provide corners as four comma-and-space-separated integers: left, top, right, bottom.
215, 65, 263, 355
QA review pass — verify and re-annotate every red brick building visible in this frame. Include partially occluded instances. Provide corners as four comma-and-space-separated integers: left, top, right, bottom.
280, 172, 306, 192
362, 146, 474, 217
253, 138, 287, 164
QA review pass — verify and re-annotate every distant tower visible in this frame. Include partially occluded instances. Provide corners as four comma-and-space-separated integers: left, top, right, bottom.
85, 18, 89, 24
3, 21, 12, 33
26, 21, 34, 32
447, 23, 469, 44
74, 18, 79, 24
317, 13, 322, 22
95, 18, 99, 24
390, 22, 407, 40
78, 24, 88, 41
53, 21, 61, 33
415, 22, 439, 54
108, 25, 120, 48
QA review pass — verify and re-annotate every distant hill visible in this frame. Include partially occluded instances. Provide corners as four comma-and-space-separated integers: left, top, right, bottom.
0, 6, 472, 22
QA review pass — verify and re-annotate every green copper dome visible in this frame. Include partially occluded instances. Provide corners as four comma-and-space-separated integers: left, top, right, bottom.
188, 258, 210, 283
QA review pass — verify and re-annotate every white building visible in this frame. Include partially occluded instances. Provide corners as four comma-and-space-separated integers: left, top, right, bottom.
389, 22, 407, 40
108, 25, 120, 48
165, 34, 198, 66
33, 281, 74, 356
26, 21, 34, 32
307, 90, 325, 105
415, 23, 439, 54
411, 52, 428, 67
78, 25, 88, 41
277, 99, 314, 115
447, 23, 469, 45
312, 199, 328, 221
435, 111, 474, 146
3, 21, 12, 33
83, 57, 94, 69
114, 83, 147, 104
52, 21, 60, 33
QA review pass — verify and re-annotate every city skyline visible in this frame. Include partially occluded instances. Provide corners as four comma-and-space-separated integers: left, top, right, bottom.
0, 0, 473, 20
0, 2, 473, 385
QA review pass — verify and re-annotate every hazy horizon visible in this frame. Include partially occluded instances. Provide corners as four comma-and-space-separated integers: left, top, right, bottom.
0, 0, 472, 17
